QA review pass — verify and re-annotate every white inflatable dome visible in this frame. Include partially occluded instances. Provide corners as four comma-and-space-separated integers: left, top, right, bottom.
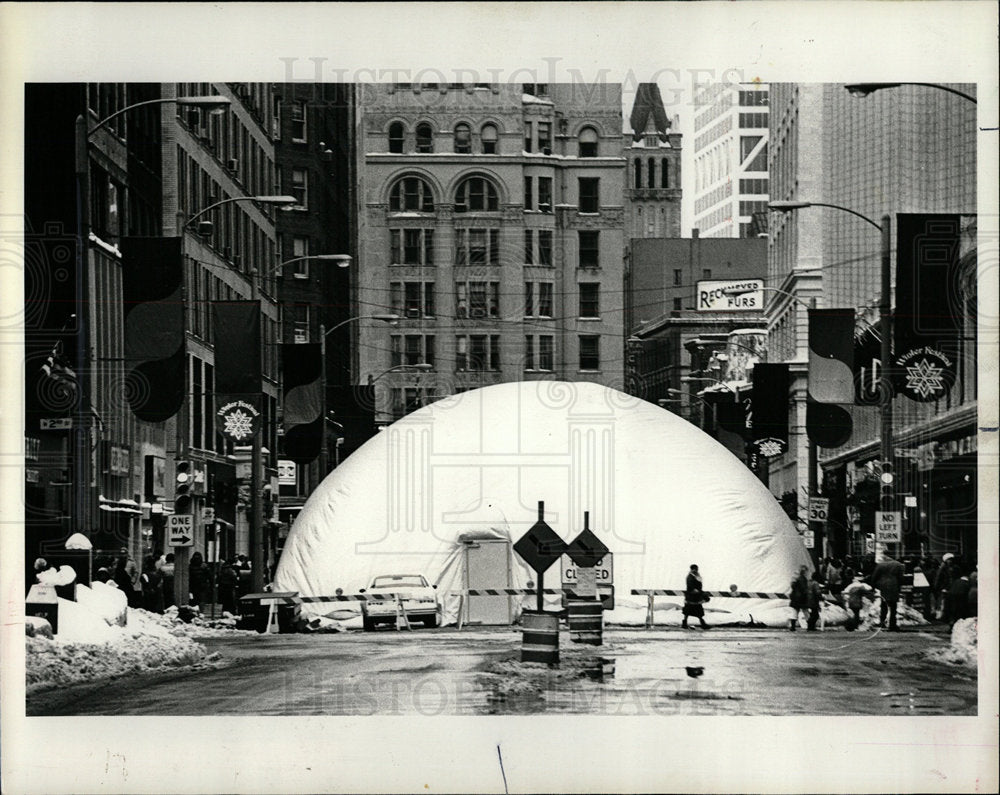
275, 381, 811, 625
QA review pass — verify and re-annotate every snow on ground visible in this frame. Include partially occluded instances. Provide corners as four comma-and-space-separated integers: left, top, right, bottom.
925, 617, 978, 667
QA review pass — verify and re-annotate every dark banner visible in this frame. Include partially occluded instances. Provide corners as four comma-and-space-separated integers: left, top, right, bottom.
807, 308, 854, 447
212, 301, 261, 443
282, 343, 323, 464
750, 363, 789, 457
121, 237, 185, 422
894, 214, 961, 402
703, 390, 751, 460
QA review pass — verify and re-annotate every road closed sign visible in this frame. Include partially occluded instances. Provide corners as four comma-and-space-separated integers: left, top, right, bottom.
168, 514, 194, 547
875, 511, 901, 544
561, 553, 613, 585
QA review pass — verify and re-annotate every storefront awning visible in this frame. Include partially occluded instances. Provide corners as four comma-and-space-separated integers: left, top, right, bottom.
98, 495, 142, 515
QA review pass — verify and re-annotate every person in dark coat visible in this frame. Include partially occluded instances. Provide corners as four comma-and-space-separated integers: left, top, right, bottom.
788, 565, 810, 631
681, 564, 709, 630
189, 551, 209, 607
946, 568, 972, 627
967, 568, 978, 618
217, 559, 240, 615
113, 551, 141, 608
869, 554, 906, 631
806, 571, 825, 631
160, 553, 176, 607
140, 556, 164, 614
933, 553, 956, 622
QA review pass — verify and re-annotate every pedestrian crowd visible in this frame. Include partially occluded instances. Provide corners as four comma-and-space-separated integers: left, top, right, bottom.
786, 551, 977, 632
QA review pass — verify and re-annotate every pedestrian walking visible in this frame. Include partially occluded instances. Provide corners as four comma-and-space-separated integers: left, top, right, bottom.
946, 567, 972, 627
869, 553, 905, 631
842, 574, 875, 630
140, 556, 164, 614
933, 552, 956, 621
160, 553, 176, 608
824, 558, 845, 605
189, 551, 209, 607
807, 571, 825, 631
681, 564, 710, 630
217, 559, 240, 616
113, 548, 141, 608
788, 565, 810, 631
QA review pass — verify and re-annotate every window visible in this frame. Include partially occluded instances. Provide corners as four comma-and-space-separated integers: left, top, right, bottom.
454, 123, 471, 153
481, 124, 498, 154
538, 230, 553, 266
537, 122, 551, 154
537, 177, 552, 211
524, 121, 533, 153
456, 280, 500, 318
578, 178, 599, 213
454, 228, 500, 266
523, 84, 549, 97
673, 268, 682, 286
390, 387, 433, 419
702, 268, 712, 280
388, 122, 404, 153
291, 100, 307, 142
648, 159, 655, 188
673, 297, 682, 311
579, 283, 599, 318
633, 159, 642, 189
578, 230, 599, 268
391, 334, 435, 367
291, 168, 308, 207
579, 336, 600, 371
524, 230, 534, 264
525, 281, 554, 318
389, 228, 434, 266
389, 177, 435, 212
524, 176, 533, 211
524, 335, 554, 371
415, 122, 434, 153
390, 281, 435, 317
455, 176, 498, 212
291, 236, 309, 277
578, 127, 598, 157
289, 303, 310, 344
456, 334, 501, 371
661, 158, 669, 188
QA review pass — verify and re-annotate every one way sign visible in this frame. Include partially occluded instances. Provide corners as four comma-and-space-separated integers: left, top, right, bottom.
168, 514, 194, 547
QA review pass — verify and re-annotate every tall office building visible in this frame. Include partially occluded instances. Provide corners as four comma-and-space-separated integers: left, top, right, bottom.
356, 82, 626, 422
766, 82, 977, 557
692, 82, 769, 238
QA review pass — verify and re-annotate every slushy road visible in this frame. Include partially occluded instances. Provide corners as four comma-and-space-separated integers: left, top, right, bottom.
27, 626, 976, 716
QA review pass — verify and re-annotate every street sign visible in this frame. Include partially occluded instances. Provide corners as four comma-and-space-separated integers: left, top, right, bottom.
803, 530, 815, 549
168, 514, 194, 547
875, 511, 901, 544
278, 459, 297, 486
514, 519, 567, 574
40, 417, 73, 430
561, 553, 614, 585
808, 497, 829, 523
564, 528, 609, 569
201, 507, 215, 524
904, 495, 918, 508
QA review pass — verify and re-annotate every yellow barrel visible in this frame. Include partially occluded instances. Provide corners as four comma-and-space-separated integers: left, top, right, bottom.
567, 598, 603, 645
521, 610, 559, 664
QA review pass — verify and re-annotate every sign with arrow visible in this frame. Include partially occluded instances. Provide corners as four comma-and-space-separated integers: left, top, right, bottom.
513, 502, 568, 613
168, 514, 194, 547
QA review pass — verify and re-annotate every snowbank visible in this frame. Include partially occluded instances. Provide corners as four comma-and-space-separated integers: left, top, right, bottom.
926, 618, 977, 667
75, 582, 128, 627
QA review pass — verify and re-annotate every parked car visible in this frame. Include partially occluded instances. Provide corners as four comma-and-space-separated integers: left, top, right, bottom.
360, 574, 440, 630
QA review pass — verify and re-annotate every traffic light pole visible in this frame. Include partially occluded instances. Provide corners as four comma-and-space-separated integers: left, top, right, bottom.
878, 215, 896, 557
251, 427, 264, 591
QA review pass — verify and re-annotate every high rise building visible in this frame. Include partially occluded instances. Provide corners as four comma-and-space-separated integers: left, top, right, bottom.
356, 82, 626, 422
692, 82, 769, 238
766, 82, 977, 558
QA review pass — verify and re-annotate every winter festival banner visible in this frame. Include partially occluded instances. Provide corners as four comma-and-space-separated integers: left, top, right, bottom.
750, 363, 789, 457
282, 342, 323, 463
121, 237, 185, 422
212, 301, 262, 440
893, 213, 961, 402
807, 308, 854, 447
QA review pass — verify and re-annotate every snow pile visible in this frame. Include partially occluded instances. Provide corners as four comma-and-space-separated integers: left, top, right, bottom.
75, 582, 128, 627
65, 532, 93, 550
26, 633, 208, 693
859, 599, 929, 630
25, 616, 54, 640
926, 618, 978, 667
135, 605, 259, 637
36, 565, 77, 586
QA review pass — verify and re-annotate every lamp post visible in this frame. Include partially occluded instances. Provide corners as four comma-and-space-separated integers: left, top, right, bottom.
768, 200, 893, 555
317, 314, 398, 475
73, 93, 229, 576
368, 363, 434, 424
844, 83, 977, 105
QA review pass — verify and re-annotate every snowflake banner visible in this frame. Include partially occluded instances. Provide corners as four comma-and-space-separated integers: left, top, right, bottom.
894, 346, 957, 403
217, 400, 262, 441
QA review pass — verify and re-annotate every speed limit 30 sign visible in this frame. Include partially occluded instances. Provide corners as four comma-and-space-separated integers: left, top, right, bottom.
808, 497, 829, 523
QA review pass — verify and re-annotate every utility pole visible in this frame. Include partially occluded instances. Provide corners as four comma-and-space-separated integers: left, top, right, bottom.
878, 215, 896, 558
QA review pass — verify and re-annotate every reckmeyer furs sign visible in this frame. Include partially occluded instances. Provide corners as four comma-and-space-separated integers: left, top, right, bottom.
696, 279, 764, 311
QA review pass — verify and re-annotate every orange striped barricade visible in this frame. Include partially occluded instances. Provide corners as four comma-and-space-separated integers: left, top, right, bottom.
521, 610, 560, 664
566, 597, 603, 645
631, 588, 791, 628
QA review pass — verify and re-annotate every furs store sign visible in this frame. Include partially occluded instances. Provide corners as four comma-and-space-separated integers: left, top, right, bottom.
697, 279, 764, 311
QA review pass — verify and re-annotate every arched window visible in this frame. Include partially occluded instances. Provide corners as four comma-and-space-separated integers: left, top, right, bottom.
661, 158, 669, 189
455, 176, 498, 212
454, 123, 472, 154
578, 127, 598, 157
389, 176, 435, 212
633, 159, 642, 189
388, 122, 404, 153
415, 122, 434, 153
647, 158, 655, 188
480, 124, 498, 154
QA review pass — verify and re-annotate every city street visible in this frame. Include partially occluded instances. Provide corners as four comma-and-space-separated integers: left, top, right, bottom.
27, 625, 976, 717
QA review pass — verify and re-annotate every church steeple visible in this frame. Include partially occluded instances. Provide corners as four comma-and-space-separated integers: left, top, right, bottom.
629, 83, 670, 141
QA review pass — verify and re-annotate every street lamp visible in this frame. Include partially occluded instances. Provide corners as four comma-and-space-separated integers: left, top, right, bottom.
768, 200, 894, 553
184, 195, 298, 237
679, 375, 740, 401
844, 83, 977, 104
368, 362, 434, 385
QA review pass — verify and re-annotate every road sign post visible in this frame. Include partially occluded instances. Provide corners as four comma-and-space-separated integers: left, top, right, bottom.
168, 514, 194, 547
563, 512, 610, 645
875, 511, 901, 546
513, 501, 568, 665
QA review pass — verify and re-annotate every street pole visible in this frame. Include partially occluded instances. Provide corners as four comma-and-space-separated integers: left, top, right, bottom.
320, 323, 328, 478
250, 274, 265, 593
878, 214, 895, 558
807, 297, 820, 561
73, 115, 93, 547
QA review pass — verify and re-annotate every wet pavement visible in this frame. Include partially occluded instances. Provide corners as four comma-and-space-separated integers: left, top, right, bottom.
26, 625, 976, 716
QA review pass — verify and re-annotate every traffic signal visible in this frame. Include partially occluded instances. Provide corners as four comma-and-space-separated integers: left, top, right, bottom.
175, 460, 193, 514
